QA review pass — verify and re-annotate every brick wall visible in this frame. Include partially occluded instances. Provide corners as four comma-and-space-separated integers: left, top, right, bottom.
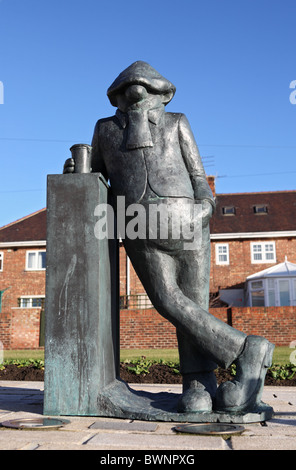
120, 306, 296, 349
0, 312, 11, 349
120, 308, 178, 349
10, 308, 42, 349
0, 309, 42, 349
230, 306, 296, 347
2, 304, 295, 350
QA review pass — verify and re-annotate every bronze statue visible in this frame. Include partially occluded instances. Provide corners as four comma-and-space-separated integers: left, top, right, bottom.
64, 61, 274, 415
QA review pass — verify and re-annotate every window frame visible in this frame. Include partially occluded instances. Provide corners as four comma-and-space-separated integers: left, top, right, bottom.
248, 277, 296, 307
0, 251, 3, 272
249, 280, 265, 307
222, 206, 236, 216
253, 205, 268, 214
18, 295, 45, 308
215, 243, 230, 265
250, 242, 276, 264
25, 250, 46, 271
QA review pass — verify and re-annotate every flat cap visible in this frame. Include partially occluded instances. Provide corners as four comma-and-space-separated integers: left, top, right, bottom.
107, 61, 176, 107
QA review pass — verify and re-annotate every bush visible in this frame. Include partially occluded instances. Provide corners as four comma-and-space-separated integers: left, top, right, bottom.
123, 357, 296, 382
1, 359, 44, 370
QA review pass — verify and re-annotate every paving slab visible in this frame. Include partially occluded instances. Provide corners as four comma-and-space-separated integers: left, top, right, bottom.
83, 431, 227, 450
0, 381, 295, 451
89, 420, 158, 432
231, 435, 296, 450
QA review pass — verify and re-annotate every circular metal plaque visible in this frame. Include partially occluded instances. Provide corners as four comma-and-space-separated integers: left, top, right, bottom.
0, 417, 70, 430
174, 423, 245, 436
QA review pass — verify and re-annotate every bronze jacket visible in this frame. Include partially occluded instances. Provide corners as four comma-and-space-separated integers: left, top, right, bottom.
91, 106, 215, 208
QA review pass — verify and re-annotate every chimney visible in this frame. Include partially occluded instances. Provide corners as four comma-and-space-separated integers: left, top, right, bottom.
207, 175, 216, 197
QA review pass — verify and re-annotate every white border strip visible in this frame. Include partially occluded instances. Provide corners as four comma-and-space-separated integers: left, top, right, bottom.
0, 240, 46, 248
210, 231, 296, 240
0, 231, 295, 247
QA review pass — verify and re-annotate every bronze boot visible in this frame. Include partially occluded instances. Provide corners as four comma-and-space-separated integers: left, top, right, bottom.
215, 335, 274, 413
177, 371, 217, 413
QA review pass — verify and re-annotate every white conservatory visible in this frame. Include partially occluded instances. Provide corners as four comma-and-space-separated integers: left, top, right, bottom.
246, 258, 296, 307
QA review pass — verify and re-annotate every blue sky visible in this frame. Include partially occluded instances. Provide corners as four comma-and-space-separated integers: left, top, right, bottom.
0, 0, 295, 227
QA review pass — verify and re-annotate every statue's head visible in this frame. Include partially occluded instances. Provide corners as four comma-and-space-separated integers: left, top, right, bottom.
107, 61, 176, 112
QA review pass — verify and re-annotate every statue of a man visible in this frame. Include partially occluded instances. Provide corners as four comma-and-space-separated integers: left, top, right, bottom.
64, 61, 274, 414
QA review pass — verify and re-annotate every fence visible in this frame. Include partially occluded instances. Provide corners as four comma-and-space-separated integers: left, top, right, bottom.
120, 294, 153, 309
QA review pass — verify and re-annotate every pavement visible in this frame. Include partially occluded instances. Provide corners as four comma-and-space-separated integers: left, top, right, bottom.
0, 380, 295, 452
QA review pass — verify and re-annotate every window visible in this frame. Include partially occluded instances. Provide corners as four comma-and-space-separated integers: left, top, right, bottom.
278, 280, 290, 306
250, 280, 265, 307
251, 242, 276, 263
0, 252, 3, 271
267, 279, 276, 306
222, 206, 236, 215
254, 205, 268, 214
26, 250, 46, 270
18, 296, 45, 308
215, 243, 229, 265
248, 277, 296, 307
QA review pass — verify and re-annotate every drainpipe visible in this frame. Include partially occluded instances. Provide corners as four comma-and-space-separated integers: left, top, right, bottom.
126, 256, 130, 296
126, 256, 131, 309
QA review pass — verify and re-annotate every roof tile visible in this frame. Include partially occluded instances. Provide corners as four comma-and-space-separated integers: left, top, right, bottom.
0, 190, 295, 242
0, 209, 46, 242
210, 191, 296, 234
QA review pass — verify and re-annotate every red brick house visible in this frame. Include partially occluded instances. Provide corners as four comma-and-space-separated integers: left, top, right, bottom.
121, 183, 296, 307
0, 209, 46, 349
1, 179, 296, 349
209, 190, 296, 306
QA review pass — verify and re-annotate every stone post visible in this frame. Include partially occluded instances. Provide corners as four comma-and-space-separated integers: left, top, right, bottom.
43, 173, 119, 416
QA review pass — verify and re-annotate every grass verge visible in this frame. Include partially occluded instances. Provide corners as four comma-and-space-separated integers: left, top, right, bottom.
2, 346, 293, 365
